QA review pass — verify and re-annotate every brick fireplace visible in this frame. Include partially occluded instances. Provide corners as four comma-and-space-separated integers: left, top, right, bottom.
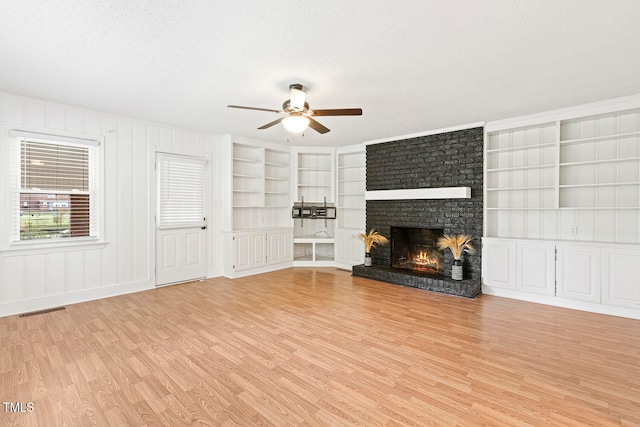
353, 126, 483, 298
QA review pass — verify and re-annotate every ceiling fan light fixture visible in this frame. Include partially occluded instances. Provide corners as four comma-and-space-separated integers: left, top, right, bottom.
289, 85, 306, 111
227, 83, 361, 134
282, 116, 310, 133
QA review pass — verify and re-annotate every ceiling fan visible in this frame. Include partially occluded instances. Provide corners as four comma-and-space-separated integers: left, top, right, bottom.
227, 84, 362, 134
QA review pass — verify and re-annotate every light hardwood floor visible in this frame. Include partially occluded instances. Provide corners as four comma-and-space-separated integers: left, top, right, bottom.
1, 268, 639, 426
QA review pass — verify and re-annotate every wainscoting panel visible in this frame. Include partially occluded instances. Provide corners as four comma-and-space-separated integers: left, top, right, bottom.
0, 92, 222, 317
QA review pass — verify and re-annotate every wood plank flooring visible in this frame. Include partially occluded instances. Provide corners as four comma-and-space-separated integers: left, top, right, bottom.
1, 267, 639, 426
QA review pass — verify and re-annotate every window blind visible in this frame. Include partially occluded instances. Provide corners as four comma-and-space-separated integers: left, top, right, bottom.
158, 155, 206, 228
16, 136, 99, 241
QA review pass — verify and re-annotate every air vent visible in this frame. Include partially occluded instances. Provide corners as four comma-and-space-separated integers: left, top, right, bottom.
19, 306, 66, 317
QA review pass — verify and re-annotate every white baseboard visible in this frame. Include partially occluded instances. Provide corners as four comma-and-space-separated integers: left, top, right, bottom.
334, 263, 356, 272
482, 286, 640, 320
222, 261, 294, 279
0, 279, 153, 318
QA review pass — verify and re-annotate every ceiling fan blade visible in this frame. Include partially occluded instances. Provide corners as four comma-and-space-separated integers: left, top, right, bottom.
258, 117, 285, 130
307, 117, 330, 134
227, 105, 281, 113
310, 108, 363, 116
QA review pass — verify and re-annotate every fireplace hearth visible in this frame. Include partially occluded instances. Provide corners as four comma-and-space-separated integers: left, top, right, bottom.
391, 227, 444, 275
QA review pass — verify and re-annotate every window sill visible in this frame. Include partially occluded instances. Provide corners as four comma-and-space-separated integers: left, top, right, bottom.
1, 239, 108, 255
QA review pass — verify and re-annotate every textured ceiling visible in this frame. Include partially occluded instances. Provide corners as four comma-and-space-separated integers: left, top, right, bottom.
1, 0, 639, 146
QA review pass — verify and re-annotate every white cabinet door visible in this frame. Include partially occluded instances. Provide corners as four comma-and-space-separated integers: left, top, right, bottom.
348, 231, 365, 265
517, 241, 555, 296
482, 238, 517, 290
281, 229, 294, 262
267, 228, 294, 265
556, 244, 601, 303
234, 232, 251, 271
233, 231, 266, 271
233, 229, 292, 273
267, 230, 282, 265
602, 247, 640, 309
334, 229, 349, 265
334, 228, 365, 267
250, 231, 267, 268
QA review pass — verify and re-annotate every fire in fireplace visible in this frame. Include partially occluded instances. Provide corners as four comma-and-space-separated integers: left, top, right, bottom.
391, 227, 444, 275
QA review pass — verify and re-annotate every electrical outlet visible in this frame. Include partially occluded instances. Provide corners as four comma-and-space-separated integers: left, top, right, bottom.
571, 226, 578, 235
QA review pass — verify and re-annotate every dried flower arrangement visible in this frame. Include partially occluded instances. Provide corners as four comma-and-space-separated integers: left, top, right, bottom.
436, 234, 475, 260
358, 229, 389, 253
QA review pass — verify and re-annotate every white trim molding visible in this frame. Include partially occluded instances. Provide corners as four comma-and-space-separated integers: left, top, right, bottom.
364, 122, 485, 146
485, 93, 640, 132
365, 187, 471, 200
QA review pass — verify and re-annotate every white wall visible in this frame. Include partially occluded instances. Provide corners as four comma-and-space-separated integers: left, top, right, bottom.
0, 92, 225, 317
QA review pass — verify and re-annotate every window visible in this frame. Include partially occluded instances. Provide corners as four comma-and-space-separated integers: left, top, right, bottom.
11, 130, 101, 242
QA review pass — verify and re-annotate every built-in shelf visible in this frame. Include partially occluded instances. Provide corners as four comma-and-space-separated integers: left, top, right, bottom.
560, 182, 640, 188
233, 173, 261, 178
559, 206, 640, 210
233, 157, 262, 163
486, 186, 555, 191
486, 142, 555, 154
487, 164, 555, 172
293, 236, 335, 264
560, 130, 640, 145
559, 157, 640, 166
486, 207, 558, 211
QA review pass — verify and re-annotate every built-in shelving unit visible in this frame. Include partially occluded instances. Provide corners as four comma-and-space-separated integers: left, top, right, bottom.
295, 150, 334, 203
559, 118, 640, 217
337, 150, 366, 229
483, 97, 640, 319
233, 144, 264, 208
334, 146, 366, 269
224, 138, 294, 278
264, 148, 291, 209
292, 148, 336, 265
232, 143, 291, 230
485, 107, 640, 244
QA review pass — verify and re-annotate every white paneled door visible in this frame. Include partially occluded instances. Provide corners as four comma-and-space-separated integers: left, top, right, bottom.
155, 153, 208, 286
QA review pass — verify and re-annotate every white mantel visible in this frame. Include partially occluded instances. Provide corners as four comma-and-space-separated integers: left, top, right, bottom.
365, 187, 471, 200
